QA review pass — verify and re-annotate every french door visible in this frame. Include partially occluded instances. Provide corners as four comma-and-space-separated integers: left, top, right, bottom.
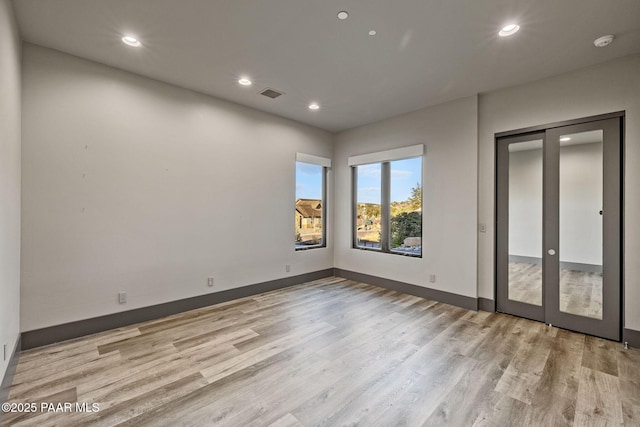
496, 115, 622, 341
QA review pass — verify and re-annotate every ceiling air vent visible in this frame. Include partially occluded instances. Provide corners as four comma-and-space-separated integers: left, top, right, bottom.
259, 88, 284, 99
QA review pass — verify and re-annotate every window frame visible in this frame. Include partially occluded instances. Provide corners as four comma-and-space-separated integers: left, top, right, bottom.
295, 153, 331, 251
350, 145, 424, 258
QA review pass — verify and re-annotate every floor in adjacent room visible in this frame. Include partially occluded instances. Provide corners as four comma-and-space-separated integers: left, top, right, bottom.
2, 276, 638, 426
508, 262, 603, 319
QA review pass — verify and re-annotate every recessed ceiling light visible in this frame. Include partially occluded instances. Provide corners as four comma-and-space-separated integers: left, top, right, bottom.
308, 103, 320, 110
498, 24, 520, 37
122, 35, 141, 47
238, 78, 252, 86
337, 11, 349, 20
594, 35, 614, 47
369, 30, 377, 36
560, 137, 571, 142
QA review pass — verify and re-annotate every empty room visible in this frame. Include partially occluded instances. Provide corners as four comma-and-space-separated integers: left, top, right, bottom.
1, 0, 640, 425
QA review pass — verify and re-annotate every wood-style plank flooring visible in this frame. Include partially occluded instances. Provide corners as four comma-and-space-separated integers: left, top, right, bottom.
508, 262, 603, 319
3, 276, 638, 426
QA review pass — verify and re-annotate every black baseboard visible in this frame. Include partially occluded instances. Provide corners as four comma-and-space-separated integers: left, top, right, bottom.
21, 269, 334, 350
478, 298, 495, 312
333, 268, 478, 311
0, 336, 21, 409
623, 328, 640, 349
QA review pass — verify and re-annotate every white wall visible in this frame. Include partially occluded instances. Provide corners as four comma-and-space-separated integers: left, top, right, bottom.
334, 96, 478, 298
559, 142, 603, 265
0, 0, 21, 381
21, 44, 333, 332
508, 147, 543, 259
508, 142, 603, 265
478, 54, 640, 330
18, 42, 640, 335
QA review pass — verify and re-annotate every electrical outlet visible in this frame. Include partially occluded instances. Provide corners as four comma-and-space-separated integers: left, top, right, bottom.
286, 264, 291, 273
207, 277, 214, 287
479, 223, 487, 233
429, 274, 436, 283
118, 292, 127, 304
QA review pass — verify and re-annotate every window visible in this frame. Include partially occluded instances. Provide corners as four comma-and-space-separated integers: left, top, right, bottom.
351, 145, 423, 257
390, 157, 422, 255
355, 163, 382, 249
295, 153, 330, 250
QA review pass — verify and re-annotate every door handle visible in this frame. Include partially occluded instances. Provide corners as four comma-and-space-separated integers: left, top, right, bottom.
548, 249, 556, 256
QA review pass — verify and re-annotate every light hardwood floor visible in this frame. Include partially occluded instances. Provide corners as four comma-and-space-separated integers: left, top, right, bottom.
508, 262, 603, 319
2, 276, 638, 426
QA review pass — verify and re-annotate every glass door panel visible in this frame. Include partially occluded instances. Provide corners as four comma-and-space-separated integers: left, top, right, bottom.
545, 118, 620, 341
496, 132, 545, 322
558, 130, 603, 319
508, 139, 543, 306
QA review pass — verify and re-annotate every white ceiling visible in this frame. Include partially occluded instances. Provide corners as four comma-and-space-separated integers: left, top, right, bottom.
12, 0, 640, 133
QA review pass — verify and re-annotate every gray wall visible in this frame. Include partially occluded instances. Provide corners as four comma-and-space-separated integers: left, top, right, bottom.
479, 54, 640, 331
0, 0, 21, 381
21, 44, 333, 332
334, 96, 478, 298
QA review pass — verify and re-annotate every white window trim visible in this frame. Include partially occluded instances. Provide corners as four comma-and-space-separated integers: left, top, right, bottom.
347, 144, 424, 166
296, 152, 332, 168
